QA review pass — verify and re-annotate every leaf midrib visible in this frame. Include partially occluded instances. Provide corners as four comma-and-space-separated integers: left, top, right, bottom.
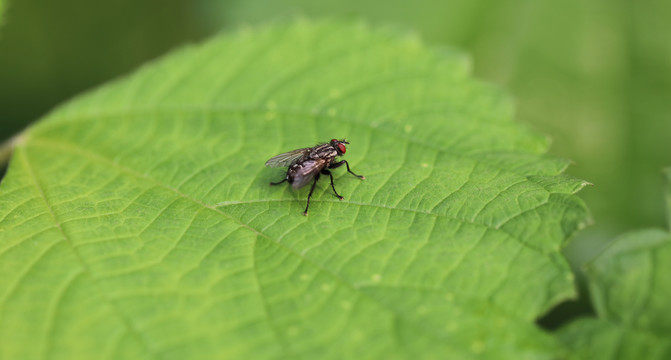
27, 135, 553, 256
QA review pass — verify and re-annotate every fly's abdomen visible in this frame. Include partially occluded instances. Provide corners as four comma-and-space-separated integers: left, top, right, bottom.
288, 159, 325, 189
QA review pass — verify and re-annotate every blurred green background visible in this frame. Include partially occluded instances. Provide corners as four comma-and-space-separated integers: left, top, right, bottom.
1, 0, 670, 325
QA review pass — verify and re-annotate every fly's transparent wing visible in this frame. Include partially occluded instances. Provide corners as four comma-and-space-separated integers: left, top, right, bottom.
291, 159, 326, 189
264, 148, 309, 167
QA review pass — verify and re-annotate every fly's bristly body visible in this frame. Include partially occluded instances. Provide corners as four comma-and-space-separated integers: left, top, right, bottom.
265, 139, 365, 215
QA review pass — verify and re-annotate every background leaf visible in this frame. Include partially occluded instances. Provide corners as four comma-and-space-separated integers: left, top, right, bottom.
558, 230, 671, 359
0, 21, 588, 359
0, 0, 211, 140
0, 0, 5, 31
557, 168, 671, 359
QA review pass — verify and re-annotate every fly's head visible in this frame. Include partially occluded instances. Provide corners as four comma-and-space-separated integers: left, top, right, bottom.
330, 138, 349, 156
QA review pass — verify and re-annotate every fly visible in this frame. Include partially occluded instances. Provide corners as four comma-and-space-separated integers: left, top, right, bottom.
265, 139, 365, 215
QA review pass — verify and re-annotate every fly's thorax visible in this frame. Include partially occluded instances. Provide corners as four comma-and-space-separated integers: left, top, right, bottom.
309, 144, 338, 162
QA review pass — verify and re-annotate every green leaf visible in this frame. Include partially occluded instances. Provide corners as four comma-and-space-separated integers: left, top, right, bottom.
558, 169, 671, 359
0, 21, 588, 359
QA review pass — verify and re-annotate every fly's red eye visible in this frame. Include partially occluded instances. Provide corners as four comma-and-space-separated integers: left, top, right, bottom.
330, 138, 338, 143
337, 143, 347, 154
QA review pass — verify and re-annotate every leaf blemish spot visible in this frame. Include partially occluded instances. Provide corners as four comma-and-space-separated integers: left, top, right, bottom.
351, 330, 364, 341
288, 326, 300, 337
371, 274, 382, 282
470, 340, 485, 354
404, 124, 413, 133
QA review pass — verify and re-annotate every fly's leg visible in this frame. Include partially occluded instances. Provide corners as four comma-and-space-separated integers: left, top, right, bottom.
303, 173, 320, 216
269, 178, 287, 186
329, 160, 365, 179
321, 169, 343, 200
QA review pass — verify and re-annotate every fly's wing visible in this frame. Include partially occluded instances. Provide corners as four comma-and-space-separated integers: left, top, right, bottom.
291, 159, 326, 189
264, 148, 310, 168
